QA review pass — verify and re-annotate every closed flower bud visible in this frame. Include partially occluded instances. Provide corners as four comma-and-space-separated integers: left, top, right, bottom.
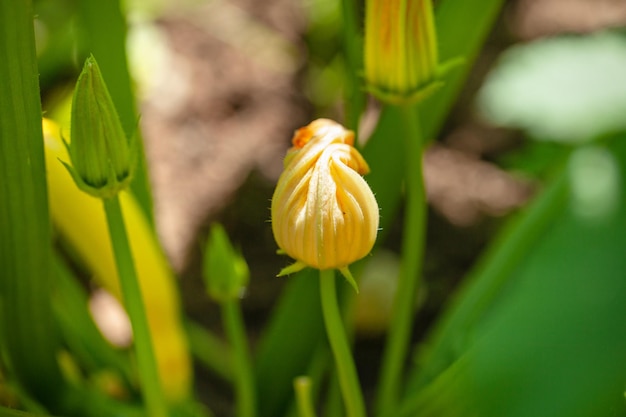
364, 0, 443, 105
203, 223, 250, 303
63, 55, 135, 199
271, 119, 379, 285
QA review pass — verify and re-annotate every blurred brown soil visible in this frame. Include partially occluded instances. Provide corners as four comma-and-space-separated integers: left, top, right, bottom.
141, 0, 309, 274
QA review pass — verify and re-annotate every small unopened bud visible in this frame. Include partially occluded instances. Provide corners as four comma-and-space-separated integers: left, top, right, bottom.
203, 224, 250, 303
271, 119, 379, 289
63, 55, 135, 199
364, 0, 445, 105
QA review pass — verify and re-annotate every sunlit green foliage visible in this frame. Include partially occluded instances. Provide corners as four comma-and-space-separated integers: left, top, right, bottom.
1, 0, 625, 416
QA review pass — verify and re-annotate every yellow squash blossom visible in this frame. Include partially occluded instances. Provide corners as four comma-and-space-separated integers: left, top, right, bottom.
364, 0, 443, 104
271, 119, 379, 287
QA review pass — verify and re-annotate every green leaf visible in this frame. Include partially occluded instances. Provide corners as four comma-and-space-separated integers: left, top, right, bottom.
185, 320, 234, 383
406, 153, 570, 392
478, 31, 626, 143
0, 0, 64, 405
52, 255, 133, 385
0, 407, 49, 417
254, 270, 324, 417
420, 0, 505, 139
403, 135, 626, 417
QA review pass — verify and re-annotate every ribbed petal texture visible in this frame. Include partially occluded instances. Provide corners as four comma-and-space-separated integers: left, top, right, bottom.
272, 119, 379, 270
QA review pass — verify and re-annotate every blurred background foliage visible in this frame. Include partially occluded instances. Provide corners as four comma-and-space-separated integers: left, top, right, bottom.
2, 0, 626, 416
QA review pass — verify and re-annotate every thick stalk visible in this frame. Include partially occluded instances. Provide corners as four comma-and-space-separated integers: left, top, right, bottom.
319, 270, 366, 417
340, 0, 365, 133
222, 299, 256, 417
0, 0, 64, 405
376, 104, 427, 416
103, 196, 167, 417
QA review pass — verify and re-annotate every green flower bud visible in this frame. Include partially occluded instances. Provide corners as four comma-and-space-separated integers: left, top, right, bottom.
63, 55, 135, 199
202, 223, 250, 303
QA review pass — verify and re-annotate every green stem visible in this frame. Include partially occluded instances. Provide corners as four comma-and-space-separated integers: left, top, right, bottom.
340, 0, 365, 133
102, 196, 167, 417
293, 377, 318, 417
222, 299, 256, 417
376, 104, 427, 417
319, 269, 366, 417
0, 0, 64, 406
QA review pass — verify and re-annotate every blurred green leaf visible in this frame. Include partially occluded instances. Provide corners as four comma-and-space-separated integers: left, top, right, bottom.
255, 270, 324, 417
185, 320, 234, 383
0, 0, 64, 406
34, 0, 76, 89
0, 407, 49, 417
462, 190, 626, 417
420, 0, 505, 139
403, 134, 626, 417
478, 31, 626, 143
498, 140, 567, 179
407, 154, 569, 392
53, 255, 133, 386
361, 105, 406, 237
568, 145, 621, 221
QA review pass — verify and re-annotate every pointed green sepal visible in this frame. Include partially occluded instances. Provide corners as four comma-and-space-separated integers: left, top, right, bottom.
339, 267, 359, 293
437, 56, 466, 78
277, 261, 307, 277
365, 79, 444, 106
364, 58, 463, 106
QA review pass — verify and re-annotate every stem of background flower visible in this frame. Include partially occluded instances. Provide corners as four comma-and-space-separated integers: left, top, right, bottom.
376, 104, 427, 417
103, 196, 168, 417
340, 0, 365, 133
222, 298, 256, 417
294, 377, 318, 417
319, 269, 366, 417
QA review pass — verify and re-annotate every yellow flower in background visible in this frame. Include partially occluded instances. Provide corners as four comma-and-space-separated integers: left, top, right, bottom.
364, 0, 443, 104
271, 119, 379, 288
